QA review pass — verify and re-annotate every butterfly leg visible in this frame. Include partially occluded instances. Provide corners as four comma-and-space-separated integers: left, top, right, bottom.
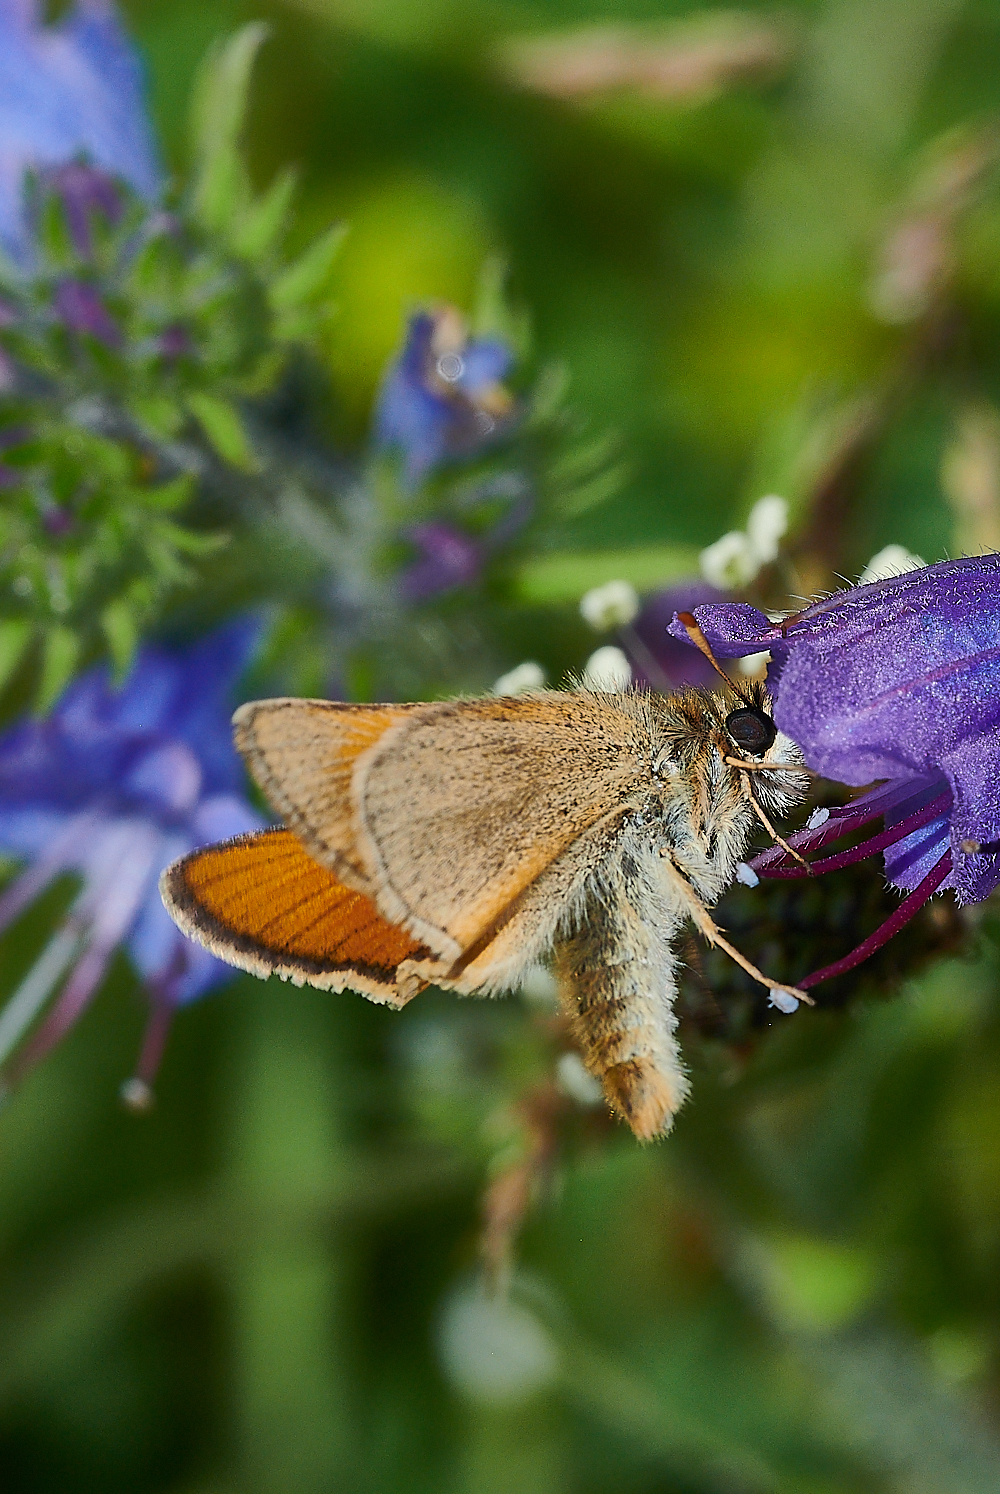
553, 864, 690, 1141
659, 849, 813, 1007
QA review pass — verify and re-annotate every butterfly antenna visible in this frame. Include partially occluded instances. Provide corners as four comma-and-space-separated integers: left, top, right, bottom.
675, 612, 740, 693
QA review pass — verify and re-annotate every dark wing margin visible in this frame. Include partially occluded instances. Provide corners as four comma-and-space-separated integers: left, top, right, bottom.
160, 827, 434, 1005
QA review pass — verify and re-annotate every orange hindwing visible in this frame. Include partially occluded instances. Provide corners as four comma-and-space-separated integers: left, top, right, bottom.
160, 827, 436, 1005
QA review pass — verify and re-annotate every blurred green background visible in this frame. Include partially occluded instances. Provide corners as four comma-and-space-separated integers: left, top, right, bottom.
7, 1, 1000, 1490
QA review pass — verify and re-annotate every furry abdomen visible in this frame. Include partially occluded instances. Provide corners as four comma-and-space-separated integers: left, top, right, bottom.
554, 845, 690, 1141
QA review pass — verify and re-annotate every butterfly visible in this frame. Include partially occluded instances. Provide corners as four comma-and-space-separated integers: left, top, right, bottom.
161, 675, 807, 1139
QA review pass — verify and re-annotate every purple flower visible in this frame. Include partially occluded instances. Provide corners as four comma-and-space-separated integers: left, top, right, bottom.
0, 0, 160, 264
375, 308, 515, 485
668, 556, 1000, 987
46, 159, 121, 254
626, 582, 728, 691
399, 521, 483, 602
54, 276, 119, 344
0, 619, 263, 1103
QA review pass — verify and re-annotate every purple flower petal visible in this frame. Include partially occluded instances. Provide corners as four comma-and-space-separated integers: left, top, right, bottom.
629, 582, 727, 689
676, 555, 1000, 905
46, 160, 120, 253
54, 277, 119, 344
374, 310, 516, 485
0, 0, 160, 262
399, 522, 482, 601
456, 338, 512, 392
666, 601, 780, 658
0, 617, 264, 1092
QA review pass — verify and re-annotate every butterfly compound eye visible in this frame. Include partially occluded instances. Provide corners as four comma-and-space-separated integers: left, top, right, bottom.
725, 706, 777, 757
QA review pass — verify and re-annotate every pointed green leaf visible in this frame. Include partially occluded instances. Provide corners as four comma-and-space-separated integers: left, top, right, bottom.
526, 361, 570, 426
0, 619, 34, 696
144, 475, 194, 512
37, 626, 81, 714
37, 188, 76, 269
152, 521, 229, 557
269, 223, 347, 314
186, 392, 259, 472
189, 23, 270, 235
101, 599, 139, 682
129, 395, 184, 441
472, 253, 531, 358
233, 167, 298, 262
554, 459, 630, 518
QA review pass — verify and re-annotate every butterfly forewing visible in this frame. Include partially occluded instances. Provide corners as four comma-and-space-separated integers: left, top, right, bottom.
355, 692, 659, 952
233, 699, 423, 894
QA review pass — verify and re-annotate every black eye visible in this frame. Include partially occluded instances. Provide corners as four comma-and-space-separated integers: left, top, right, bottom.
726, 706, 776, 757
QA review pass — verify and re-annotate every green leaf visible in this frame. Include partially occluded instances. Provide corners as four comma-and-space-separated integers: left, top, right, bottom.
152, 521, 229, 557
129, 396, 184, 441
514, 545, 702, 603
144, 475, 194, 512
186, 392, 259, 472
189, 23, 270, 235
553, 459, 630, 518
37, 625, 81, 714
101, 600, 139, 682
269, 223, 347, 314
527, 361, 570, 426
233, 167, 298, 262
0, 619, 34, 696
471, 254, 531, 358
36, 189, 75, 269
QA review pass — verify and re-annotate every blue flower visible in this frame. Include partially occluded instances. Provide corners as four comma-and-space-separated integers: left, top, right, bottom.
0, 0, 160, 264
0, 619, 263, 1103
375, 308, 515, 485
668, 556, 1000, 988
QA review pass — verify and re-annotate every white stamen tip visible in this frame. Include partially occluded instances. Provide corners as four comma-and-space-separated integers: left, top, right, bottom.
768, 988, 800, 1014
699, 530, 758, 589
806, 806, 830, 829
120, 1077, 155, 1112
583, 646, 632, 691
493, 661, 546, 696
579, 579, 640, 631
745, 494, 788, 564
735, 861, 760, 887
858, 544, 925, 585
736, 650, 771, 676
556, 1051, 604, 1107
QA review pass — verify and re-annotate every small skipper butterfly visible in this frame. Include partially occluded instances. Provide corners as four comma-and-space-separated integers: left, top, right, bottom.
161, 677, 807, 1139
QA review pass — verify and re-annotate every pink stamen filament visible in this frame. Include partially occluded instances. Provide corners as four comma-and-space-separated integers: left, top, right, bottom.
0, 916, 84, 1067
752, 780, 937, 870
120, 1000, 176, 1111
797, 851, 952, 991
0, 810, 100, 934
759, 790, 952, 879
0, 823, 160, 1088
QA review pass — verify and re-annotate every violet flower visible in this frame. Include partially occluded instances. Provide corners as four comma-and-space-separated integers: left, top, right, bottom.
46, 159, 122, 254
627, 582, 728, 691
0, 619, 263, 1103
375, 307, 515, 485
399, 521, 483, 602
668, 555, 1000, 988
0, 0, 160, 265
54, 275, 119, 344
